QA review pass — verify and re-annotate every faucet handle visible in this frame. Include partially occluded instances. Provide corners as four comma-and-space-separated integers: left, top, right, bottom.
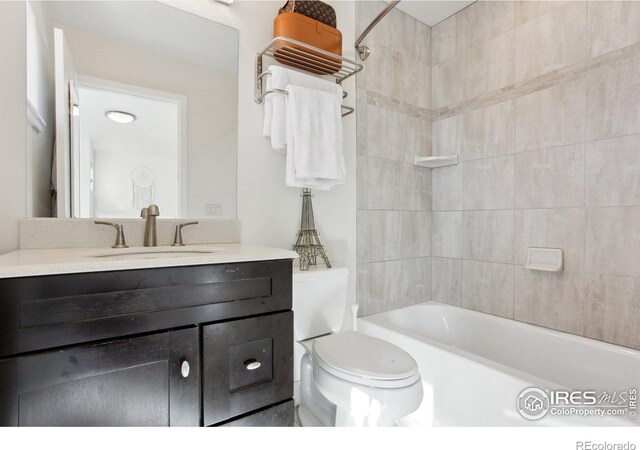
172, 221, 199, 247
94, 221, 129, 249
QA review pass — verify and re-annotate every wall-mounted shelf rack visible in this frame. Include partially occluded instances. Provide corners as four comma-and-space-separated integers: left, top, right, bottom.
414, 155, 459, 168
255, 37, 363, 117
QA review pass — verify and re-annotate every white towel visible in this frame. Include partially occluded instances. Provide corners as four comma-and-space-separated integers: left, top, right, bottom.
262, 68, 287, 152
285, 84, 345, 190
262, 65, 342, 153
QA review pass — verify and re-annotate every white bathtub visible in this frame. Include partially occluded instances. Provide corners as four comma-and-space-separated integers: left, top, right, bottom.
358, 301, 640, 426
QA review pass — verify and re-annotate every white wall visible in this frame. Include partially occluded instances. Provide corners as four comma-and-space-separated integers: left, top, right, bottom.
0, 1, 28, 255
162, 0, 358, 304
26, 0, 55, 218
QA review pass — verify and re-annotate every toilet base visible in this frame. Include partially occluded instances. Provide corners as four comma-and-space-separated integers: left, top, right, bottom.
298, 351, 423, 427
299, 353, 336, 426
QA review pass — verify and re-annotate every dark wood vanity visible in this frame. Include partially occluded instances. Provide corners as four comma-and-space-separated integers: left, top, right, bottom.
0, 259, 294, 426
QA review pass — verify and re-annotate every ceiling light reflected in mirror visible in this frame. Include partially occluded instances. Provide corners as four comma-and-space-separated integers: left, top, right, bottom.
105, 110, 137, 124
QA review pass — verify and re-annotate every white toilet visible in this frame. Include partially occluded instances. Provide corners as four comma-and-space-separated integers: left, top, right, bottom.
293, 266, 423, 427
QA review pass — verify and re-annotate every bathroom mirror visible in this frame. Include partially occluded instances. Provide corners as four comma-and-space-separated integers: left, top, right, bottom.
26, 1, 238, 219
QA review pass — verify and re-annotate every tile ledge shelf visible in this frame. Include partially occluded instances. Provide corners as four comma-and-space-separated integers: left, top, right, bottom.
413, 155, 459, 168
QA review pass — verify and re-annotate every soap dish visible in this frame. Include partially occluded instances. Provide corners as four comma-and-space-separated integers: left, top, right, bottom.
525, 247, 564, 272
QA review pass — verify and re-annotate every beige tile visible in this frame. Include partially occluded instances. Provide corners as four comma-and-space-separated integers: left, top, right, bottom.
462, 210, 515, 264
357, 156, 402, 210
586, 134, 640, 207
515, 144, 586, 208
515, 1, 586, 82
584, 272, 640, 350
515, 77, 586, 152
356, 88, 368, 152
514, 267, 584, 335
399, 163, 431, 211
417, 60, 432, 110
399, 55, 431, 108
432, 211, 463, 258
389, 6, 412, 53
415, 19, 431, 67
457, 1, 515, 52
587, 55, 640, 141
357, 2, 404, 55
461, 155, 515, 210
362, 103, 403, 161
462, 260, 514, 319
432, 257, 462, 306
357, 209, 401, 263
400, 211, 431, 259
460, 100, 515, 161
376, 7, 429, 106
362, 105, 430, 164
432, 165, 462, 212
463, 31, 516, 100
515, 1, 570, 26
355, 61, 368, 90
515, 208, 585, 272
432, 115, 459, 157
397, 11, 431, 66
355, 0, 373, 27
363, 259, 402, 316
356, 263, 369, 316
588, 1, 640, 58
432, 55, 463, 109
403, 114, 431, 163
366, 44, 401, 99
431, 14, 457, 65
586, 207, 640, 278
394, 257, 432, 309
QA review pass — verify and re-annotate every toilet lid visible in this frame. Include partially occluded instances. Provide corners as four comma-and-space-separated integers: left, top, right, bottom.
312, 331, 420, 388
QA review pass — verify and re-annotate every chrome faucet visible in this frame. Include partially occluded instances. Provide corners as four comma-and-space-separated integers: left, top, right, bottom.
141, 204, 160, 247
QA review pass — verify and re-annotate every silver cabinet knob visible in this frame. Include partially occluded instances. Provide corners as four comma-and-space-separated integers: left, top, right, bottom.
180, 360, 190, 378
244, 359, 261, 371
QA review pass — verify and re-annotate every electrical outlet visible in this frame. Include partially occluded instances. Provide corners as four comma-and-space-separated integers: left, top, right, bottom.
205, 204, 222, 216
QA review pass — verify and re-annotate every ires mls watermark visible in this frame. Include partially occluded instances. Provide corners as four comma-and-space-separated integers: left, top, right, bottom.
516, 387, 637, 421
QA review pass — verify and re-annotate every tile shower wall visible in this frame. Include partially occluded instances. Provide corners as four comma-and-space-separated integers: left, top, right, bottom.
431, 0, 640, 350
356, 2, 432, 316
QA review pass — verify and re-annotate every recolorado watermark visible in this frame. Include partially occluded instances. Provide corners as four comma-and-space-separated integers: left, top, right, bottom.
576, 442, 636, 450
517, 387, 637, 421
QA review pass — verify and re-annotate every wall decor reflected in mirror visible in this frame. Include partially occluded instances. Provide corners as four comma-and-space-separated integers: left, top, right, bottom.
26, 1, 238, 219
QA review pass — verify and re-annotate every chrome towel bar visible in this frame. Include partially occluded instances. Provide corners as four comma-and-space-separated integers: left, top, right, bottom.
256, 71, 353, 117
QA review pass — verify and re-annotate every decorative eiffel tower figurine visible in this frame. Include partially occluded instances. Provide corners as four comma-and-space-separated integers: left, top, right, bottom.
292, 188, 332, 271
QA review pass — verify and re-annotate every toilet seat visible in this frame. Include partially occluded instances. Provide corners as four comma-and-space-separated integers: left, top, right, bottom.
311, 331, 420, 389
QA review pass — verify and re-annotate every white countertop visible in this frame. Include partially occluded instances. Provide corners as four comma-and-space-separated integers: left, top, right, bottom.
0, 244, 298, 279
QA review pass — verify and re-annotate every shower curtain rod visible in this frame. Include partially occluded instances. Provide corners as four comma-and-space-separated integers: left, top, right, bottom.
354, 0, 401, 61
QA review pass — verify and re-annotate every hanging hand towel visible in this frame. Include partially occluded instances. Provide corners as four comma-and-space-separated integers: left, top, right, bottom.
285, 84, 345, 190
262, 65, 342, 152
262, 67, 287, 152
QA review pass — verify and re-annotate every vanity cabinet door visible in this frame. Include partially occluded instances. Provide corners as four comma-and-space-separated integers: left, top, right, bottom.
202, 312, 293, 426
0, 328, 200, 427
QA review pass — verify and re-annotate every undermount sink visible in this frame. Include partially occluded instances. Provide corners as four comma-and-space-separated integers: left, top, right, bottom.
92, 250, 216, 261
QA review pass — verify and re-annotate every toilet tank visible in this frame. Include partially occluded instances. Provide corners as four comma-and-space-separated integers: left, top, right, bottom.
293, 266, 349, 341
